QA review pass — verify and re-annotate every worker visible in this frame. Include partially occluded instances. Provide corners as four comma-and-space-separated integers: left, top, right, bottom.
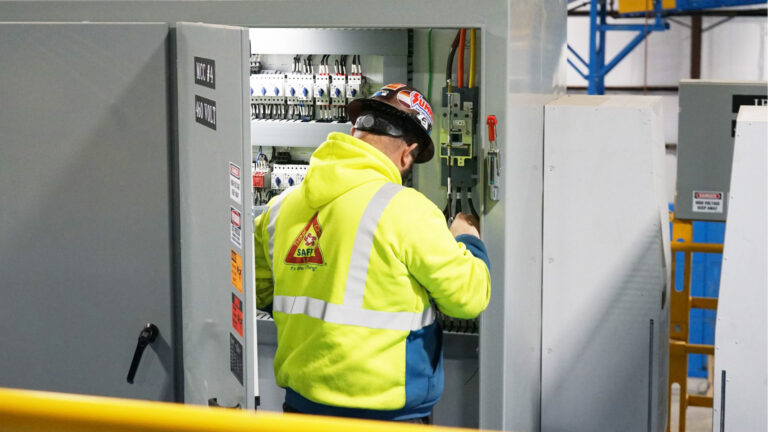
253, 83, 491, 423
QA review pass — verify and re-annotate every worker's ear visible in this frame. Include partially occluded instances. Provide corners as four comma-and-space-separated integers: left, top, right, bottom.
400, 142, 419, 169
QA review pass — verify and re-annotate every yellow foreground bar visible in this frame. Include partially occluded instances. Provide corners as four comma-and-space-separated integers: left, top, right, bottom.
0, 387, 481, 432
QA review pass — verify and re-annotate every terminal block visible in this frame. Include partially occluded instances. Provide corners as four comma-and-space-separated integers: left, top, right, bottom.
437, 311, 479, 334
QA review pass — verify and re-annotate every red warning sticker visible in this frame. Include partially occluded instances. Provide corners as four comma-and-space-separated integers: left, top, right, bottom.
231, 293, 243, 337
230, 207, 242, 249
229, 162, 242, 205
692, 190, 724, 214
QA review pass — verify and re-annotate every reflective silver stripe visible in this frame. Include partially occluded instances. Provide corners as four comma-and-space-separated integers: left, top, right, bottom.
270, 182, 434, 331
273, 295, 436, 332
266, 187, 296, 267
343, 182, 404, 308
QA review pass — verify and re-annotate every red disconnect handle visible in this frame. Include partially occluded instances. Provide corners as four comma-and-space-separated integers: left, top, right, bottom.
486, 115, 498, 141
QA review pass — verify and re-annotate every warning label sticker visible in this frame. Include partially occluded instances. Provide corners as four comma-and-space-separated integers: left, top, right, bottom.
230, 333, 243, 385
229, 162, 242, 205
692, 191, 724, 214
230, 207, 242, 249
231, 293, 244, 337
230, 249, 243, 292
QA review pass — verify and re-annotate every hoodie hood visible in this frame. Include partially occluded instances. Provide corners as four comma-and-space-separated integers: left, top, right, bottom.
303, 132, 402, 208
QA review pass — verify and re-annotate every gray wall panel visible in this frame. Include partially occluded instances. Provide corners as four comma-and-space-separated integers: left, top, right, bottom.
542, 96, 670, 431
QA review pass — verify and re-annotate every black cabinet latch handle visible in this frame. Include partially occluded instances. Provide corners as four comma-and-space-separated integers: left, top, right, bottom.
208, 398, 241, 409
126, 323, 159, 384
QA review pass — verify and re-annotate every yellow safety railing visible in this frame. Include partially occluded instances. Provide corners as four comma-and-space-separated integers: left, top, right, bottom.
667, 215, 723, 432
0, 387, 483, 432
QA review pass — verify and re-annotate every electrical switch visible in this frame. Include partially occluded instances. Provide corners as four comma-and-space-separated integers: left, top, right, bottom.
486, 115, 501, 201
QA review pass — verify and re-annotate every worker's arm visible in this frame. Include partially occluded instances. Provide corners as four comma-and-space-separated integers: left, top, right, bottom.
400, 193, 491, 319
449, 213, 490, 268
253, 207, 274, 314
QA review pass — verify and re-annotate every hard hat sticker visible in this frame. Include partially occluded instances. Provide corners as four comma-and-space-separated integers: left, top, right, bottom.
409, 91, 433, 127
382, 83, 407, 91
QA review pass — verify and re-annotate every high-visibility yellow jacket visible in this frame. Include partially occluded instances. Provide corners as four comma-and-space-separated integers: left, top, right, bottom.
253, 132, 491, 420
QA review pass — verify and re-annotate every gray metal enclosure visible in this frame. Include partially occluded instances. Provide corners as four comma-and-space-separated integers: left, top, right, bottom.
0, 23, 178, 401
675, 80, 768, 221
0, 2, 567, 430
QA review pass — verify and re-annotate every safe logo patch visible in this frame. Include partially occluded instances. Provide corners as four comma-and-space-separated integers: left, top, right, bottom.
285, 212, 325, 265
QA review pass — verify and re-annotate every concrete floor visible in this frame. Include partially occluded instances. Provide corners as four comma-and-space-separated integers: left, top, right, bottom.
668, 378, 712, 432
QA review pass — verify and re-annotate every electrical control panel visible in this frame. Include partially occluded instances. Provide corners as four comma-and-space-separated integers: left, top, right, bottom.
247, 28, 485, 336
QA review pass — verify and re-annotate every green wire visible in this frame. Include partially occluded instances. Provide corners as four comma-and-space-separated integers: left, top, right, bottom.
427, 28, 433, 102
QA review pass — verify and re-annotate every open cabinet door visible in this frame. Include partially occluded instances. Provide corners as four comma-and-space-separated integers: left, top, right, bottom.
176, 22, 257, 409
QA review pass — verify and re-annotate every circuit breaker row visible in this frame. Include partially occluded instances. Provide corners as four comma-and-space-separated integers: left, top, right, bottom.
252, 158, 309, 206
252, 164, 308, 189
250, 54, 364, 122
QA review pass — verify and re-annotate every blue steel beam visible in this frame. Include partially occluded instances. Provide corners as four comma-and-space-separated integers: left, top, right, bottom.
568, 44, 589, 68
568, 0, 765, 93
566, 0, 670, 94
676, 0, 766, 9
596, 24, 668, 31
568, 58, 590, 80
601, 29, 650, 76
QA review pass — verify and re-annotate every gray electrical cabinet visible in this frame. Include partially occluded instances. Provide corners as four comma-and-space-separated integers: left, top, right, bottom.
675, 80, 767, 221
0, 23, 178, 401
0, 2, 567, 430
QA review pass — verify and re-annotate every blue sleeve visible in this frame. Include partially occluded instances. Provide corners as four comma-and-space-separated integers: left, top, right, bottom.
455, 234, 490, 271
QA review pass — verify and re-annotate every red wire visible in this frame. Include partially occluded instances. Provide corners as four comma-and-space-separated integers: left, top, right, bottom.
457, 29, 466, 88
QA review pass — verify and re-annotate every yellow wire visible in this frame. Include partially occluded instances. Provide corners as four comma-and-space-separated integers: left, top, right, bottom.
468, 28, 476, 88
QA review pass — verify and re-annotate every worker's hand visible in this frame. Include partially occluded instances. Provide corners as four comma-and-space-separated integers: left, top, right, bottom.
450, 213, 480, 239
